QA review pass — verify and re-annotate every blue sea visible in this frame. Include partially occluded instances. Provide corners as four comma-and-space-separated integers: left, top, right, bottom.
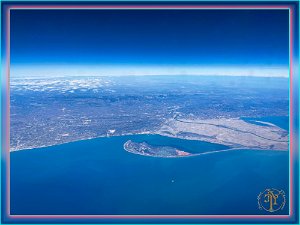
242, 116, 289, 131
10, 117, 289, 216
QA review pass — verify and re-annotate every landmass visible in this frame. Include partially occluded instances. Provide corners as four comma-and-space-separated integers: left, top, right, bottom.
10, 76, 289, 153
124, 140, 191, 158
158, 117, 288, 150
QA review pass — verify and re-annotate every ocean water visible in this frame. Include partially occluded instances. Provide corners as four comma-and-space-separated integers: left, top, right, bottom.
10, 117, 289, 216
242, 116, 289, 131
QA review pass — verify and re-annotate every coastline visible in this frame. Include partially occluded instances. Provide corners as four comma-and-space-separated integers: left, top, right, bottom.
10, 133, 289, 154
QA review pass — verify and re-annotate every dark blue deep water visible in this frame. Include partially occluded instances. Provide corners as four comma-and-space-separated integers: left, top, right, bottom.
11, 139, 289, 215
10, 116, 289, 216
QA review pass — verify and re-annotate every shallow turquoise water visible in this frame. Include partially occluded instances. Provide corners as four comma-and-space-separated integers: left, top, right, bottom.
11, 134, 289, 215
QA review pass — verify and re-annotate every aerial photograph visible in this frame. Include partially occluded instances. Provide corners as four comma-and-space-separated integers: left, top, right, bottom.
9, 8, 289, 217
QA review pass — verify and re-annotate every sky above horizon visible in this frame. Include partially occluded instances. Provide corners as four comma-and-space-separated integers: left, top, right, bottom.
11, 9, 289, 77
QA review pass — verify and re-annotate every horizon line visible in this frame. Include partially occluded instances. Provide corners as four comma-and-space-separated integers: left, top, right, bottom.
10, 65, 289, 78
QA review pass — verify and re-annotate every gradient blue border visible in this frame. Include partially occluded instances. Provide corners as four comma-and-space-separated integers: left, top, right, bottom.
0, 1, 299, 224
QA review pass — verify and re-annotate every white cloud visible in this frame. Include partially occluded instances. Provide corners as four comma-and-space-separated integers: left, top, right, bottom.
10, 64, 289, 78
